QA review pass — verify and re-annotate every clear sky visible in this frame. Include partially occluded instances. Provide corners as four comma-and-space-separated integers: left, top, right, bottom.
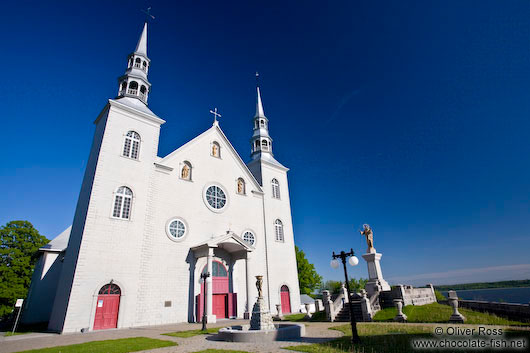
1, 1, 529, 286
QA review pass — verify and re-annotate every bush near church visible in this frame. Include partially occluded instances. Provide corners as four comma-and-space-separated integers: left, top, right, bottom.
0, 221, 49, 319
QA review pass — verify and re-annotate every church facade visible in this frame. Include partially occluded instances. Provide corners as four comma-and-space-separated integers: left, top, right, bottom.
22, 22, 300, 333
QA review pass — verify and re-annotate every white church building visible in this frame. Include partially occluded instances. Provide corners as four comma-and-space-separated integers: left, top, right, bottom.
22, 22, 301, 333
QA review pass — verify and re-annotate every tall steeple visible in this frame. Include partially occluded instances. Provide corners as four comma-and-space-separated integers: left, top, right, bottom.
250, 74, 273, 160
116, 22, 151, 105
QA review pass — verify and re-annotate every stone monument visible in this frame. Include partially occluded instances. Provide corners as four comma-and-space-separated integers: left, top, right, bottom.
448, 290, 465, 323
393, 299, 407, 322
250, 275, 275, 330
360, 224, 390, 296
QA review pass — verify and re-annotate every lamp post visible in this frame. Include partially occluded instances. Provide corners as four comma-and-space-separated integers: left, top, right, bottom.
331, 248, 361, 344
200, 271, 210, 331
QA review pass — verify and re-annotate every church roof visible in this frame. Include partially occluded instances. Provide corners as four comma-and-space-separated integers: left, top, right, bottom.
41, 226, 71, 252
109, 97, 164, 123
135, 22, 148, 56
191, 231, 254, 253
158, 122, 263, 192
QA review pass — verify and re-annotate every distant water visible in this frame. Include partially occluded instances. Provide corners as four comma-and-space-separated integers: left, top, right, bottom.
442, 287, 530, 304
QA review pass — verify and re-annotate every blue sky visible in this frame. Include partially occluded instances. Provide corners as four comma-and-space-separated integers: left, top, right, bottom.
1, 1, 529, 286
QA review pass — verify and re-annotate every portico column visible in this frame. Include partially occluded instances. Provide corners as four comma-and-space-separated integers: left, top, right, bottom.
206, 247, 216, 323
244, 252, 251, 319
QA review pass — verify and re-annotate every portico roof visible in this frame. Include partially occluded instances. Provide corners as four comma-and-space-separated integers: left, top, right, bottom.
191, 231, 254, 254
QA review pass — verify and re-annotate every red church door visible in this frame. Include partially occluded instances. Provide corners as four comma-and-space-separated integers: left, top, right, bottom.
280, 285, 291, 314
213, 294, 227, 318
94, 283, 121, 330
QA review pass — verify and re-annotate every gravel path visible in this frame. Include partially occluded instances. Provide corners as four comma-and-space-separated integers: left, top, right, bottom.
0, 321, 345, 353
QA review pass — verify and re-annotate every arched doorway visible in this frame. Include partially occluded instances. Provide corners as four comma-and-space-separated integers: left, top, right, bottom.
94, 283, 121, 330
280, 285, 291, 314
197, 261, 236, 321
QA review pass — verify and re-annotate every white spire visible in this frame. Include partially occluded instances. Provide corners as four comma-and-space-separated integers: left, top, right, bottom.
135, 22, 148, 56
255, 86, 266, 118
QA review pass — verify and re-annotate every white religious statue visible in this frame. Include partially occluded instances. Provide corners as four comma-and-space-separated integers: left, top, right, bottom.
237, 179, 244, 194
360, 224, 375, 253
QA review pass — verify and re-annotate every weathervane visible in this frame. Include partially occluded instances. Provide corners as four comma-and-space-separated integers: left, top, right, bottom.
141, 7, 155, 22
209, 108, 222, 123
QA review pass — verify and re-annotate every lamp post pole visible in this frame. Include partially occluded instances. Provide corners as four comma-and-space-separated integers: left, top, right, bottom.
200, 272, 210, 331
332, 249, 361, 344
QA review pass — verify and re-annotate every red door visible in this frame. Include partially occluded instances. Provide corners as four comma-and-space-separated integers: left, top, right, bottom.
213, 294, 227, 318
281, 285, 291, 314
94, 295, 120, 330
94, 283, 121, 330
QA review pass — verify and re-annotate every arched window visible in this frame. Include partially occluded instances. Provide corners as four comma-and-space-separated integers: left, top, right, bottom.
139, 85, 147, 101
128, 81, 138, 95
260, 119, 265, 128
274, 219, 284, 242
142, 61, 147, 71
271, 178, 280, 199
255, 140, 260, 151
202, 261, 228, 277
243, 231, 255, 246
181, 161, 192, 180
237, 178, 245, 195
261, 140, 268, 151
123, 131, 141, 159
120, 81, 127, 94
98, 283, 121, 295
113, 186, 133, 219
211, 141, 220, 157
134, 57, 142, 68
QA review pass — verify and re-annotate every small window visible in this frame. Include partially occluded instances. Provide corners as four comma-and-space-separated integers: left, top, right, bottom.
261, 140, 268, 151
113, 186, 133, 219
211, 141, 220, 158
260, 119, 265, 128
134, 57, 142, 68
167, 218, 187, 241
181, 161, 192, 180
243, 231, 255, 246
123, 131, 141, 160
274, 219, 284, 242
271, 178, 280, 199
237, 178, 245, 195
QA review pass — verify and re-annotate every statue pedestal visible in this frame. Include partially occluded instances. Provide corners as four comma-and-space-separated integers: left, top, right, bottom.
250, 297, 275, 330
362, 252, 390, 297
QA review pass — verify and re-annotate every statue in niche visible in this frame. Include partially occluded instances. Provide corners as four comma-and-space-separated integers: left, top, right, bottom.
181, 165, 190, 180
212, 143, 219, 157
255, 275, 263, 298
360, 224, 375, 253
237, 179, 244, 194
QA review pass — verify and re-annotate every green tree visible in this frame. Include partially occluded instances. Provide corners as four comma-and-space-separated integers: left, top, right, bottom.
0, 221, 49, 318
348, 277, 368, 293
320, 280, 343, 294
295, 246, 322, 295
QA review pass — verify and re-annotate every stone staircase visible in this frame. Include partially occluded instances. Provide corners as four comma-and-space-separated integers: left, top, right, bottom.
333, 301, 364, 322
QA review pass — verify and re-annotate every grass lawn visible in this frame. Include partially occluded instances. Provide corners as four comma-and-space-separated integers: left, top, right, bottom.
14, 337, 176, 353
163, 327, 220, 338
285, 323, 530, 353
284, 311, 326, 322
373, 302, 527, 325
5, 331, 31, 336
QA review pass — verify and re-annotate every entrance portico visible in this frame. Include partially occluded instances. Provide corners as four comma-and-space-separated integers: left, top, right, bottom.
191, 231, 254, 323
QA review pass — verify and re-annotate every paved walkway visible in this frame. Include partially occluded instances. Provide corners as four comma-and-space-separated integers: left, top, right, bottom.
0, 321, 345, 353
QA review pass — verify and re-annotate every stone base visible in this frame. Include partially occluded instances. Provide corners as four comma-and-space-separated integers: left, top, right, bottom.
394, 314, 407, 322
362, 252, 391, 297
218, 324, 305, 342
250, 297, 275, 331
449, 314, 465, 323
206, 314, 217, 324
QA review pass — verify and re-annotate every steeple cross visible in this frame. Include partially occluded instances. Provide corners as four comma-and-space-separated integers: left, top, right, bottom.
141, 7, 155, 21
209, 108, 222, 123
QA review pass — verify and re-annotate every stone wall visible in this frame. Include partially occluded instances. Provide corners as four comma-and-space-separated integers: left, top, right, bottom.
440, 300, 530, 322
379, 285, 436, 308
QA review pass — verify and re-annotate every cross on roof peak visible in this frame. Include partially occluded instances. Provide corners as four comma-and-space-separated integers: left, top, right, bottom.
209, 107, 222, 123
